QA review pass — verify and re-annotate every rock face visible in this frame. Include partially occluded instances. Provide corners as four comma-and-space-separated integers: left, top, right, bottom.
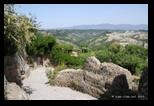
43, 55, 52, 67
28, 55, 58, 68
4, 75, 7, 91
138, 69, 148, 100
4, 52, 30, 85
4, 75, 29, 100
54, 56, 133, 99
5, 82, 29, 100
82, 56, 101, 73
4, 75, 8, 99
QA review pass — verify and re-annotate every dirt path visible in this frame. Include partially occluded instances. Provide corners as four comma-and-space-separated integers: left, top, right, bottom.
22, 66, 97, 100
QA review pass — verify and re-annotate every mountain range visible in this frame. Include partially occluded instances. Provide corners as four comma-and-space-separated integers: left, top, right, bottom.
63, 23, 148, 30
39, 29, 148, 50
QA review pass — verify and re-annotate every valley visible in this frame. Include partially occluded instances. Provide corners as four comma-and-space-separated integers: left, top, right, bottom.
39, 29, 148, 50
4, 4, 148, 100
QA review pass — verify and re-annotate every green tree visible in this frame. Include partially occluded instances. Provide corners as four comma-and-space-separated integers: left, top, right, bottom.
124, 44, 148, 60
95, 44, 148, 75
4, 4, 37, 56
26, 35, 56, 56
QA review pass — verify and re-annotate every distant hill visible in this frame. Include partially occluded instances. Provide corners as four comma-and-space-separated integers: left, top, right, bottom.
64, 24, 148, 30
39, 29, 148, 49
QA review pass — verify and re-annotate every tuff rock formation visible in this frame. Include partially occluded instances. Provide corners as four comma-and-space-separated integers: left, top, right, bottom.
5, 82, 29, 100
4, 52, 30, 85
4, 75, 29, 100
138, 69, 148, 100
54, 56, 133, 99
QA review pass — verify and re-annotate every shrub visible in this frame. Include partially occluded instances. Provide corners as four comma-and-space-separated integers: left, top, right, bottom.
26, 35, 56, 56
66, 56, 83, 68
78, 52, 95, 62
50, 43, 84, 68
115, 53, 147, 75
4, 4, 37, 56
49, 64, 67, 85
108, 44, 124, 54
95, 44, 148, 75
95, 50, 115, 62
45, 69, 52, 79
51, 43, 73, 54
124, 44, 148, 60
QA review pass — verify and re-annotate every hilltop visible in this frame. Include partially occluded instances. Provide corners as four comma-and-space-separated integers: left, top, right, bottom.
61, 24, 148, 30
39, 29, 148, 50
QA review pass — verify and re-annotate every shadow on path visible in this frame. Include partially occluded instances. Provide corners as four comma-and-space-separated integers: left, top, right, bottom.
22, 86, 35, 95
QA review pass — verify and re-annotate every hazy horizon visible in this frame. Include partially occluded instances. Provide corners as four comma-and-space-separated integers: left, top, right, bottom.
15, 4, 148, 29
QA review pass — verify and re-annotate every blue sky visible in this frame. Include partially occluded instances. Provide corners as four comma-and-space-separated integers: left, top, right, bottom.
14, 4, 148, 29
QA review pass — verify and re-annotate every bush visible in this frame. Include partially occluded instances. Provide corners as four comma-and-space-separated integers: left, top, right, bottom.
52, 43, 73, 54
49, 64, 67, 85
115, 53, 147, 75
50, 43, 84, 68
4, 4, 37, 56
66, 56, 83, 68
96, 50, 115, 62
45, 69, 52, 79
108, 44, 124, 54
80, 44, 90, 53
124, 44, 148, 60
26, 35, 56, 56
78, 52, 95, 62
95, 44, 148, 75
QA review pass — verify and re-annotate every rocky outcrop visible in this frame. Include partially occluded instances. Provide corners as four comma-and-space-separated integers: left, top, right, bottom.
138, 69, 148, 100
82, 56, 101, 73
28, 55, 58, 68
4, 52, 30, 85
4, 75, 7, 92
4, 75, 29, 100
42, 55, 58, 67
5, 82, 29, 100
54, 56, 133, 99
131, 75, 140, 92
43, 55, 52, 67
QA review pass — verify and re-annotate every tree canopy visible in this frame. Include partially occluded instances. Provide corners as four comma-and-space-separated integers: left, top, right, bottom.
4, 4, 38, 56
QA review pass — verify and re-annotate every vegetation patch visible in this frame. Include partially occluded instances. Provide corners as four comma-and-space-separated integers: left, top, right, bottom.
49, 64, 67, 85
95, 44, 148, 75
